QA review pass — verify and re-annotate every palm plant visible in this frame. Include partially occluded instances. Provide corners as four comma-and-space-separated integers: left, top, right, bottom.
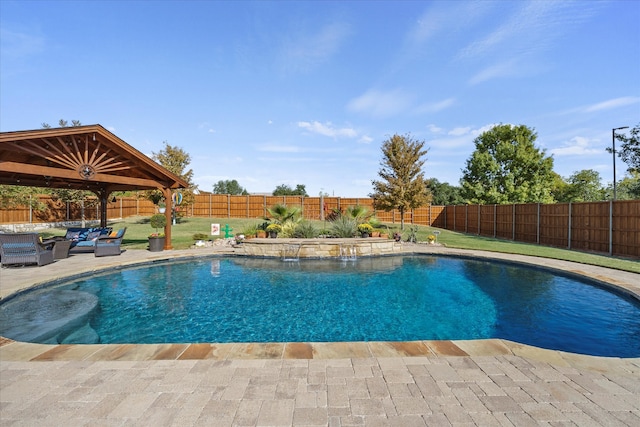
267, 203, 303, 237
267, 203, 302, 224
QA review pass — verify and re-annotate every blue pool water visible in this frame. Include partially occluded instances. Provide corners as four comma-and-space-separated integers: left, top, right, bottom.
2, 256, 639, 357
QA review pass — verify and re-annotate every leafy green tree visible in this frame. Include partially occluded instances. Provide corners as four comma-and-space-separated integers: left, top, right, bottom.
144, 141, 197, 207
555, 169, 605, 202
370, 133, 431, 230
0, 186, 46, 210
607, 172, 640, 200
272, 184, 308, 196
426, 178, 464, 205
213, 179, 248, 195
461, 124, 555, 204
609, 123, 640, 173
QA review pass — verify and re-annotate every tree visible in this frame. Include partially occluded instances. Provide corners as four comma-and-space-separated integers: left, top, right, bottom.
272, 184, 308, 196
213, 179, 248, 195
0, 186, 46, 210
369, 133, 431, 230
610, 123, 640, 173
41, 119, 82, 128
460, 124, 555, 204
144, 141, 197, 207
607, 172, 640, 200
426, 178, 464, 205
555, 169, 605, 202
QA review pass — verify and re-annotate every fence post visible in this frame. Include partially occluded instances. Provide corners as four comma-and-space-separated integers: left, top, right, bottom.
609, 200, 613, 255
263, 195, 267, 218
119, 197, 123, 219
227, 194, 230, 218
568, 202, 572, 249
465, 205, 468, 233
512, 204, 516, 241
537, 203, 540, 244
209, 193, 212, 218
493, 204, 497, 238
444, 206, 447, 229
477, 204, 480, 235
453, 205, 456, 231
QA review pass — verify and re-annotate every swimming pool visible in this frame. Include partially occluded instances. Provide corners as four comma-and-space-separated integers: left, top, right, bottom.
1, 255, 638, 357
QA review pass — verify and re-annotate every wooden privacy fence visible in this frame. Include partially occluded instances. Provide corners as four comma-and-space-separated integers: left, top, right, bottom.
1, 195, 637, 258
442, 201, 639, 258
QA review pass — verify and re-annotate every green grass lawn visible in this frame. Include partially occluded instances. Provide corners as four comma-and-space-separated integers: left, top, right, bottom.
41, 216, 639, 273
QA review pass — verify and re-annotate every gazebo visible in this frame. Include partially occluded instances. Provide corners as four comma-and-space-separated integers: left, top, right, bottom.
0, 124, 189, 249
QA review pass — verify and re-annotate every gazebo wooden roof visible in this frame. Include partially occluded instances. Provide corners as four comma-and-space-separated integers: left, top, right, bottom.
0, 124, 189, 249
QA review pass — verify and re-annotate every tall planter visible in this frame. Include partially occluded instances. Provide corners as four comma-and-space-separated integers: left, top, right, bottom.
148, 237, 165, 252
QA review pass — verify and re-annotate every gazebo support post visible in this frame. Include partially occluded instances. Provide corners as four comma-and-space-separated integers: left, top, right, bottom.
163, 187, 173, 250
96, 188, 109, 228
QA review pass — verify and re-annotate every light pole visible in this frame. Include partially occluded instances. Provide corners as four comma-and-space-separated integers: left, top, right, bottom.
612, 126, 629, 200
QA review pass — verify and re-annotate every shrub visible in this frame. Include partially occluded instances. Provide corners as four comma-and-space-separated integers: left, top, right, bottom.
149, 214, 167, 234
330, 216, 357, 237
357, 223, 373, 233
193, 233, 209, 240
292, 221, 319, 238
266, 223, 282, 233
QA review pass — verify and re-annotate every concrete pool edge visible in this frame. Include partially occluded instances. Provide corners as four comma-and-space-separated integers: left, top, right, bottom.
1, 244, 639, 370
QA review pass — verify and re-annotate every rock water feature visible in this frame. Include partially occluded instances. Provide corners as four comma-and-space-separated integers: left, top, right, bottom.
238, 238, 402, 259
339, 244, 357, 261
281, 244, 301, 261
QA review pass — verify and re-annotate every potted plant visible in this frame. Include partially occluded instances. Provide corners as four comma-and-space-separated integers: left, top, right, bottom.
149, 213, 167, 252
266, 223, 282, 238
357, 223, 373, 237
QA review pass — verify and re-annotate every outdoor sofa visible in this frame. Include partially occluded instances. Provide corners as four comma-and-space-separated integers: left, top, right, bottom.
0, 233, 55, 267
94, 228, 127, 257
61, 227, 112, 254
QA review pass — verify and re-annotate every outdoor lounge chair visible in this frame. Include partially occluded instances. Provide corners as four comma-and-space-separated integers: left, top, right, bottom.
94, 228, 127, 257
0, 233, 55, 267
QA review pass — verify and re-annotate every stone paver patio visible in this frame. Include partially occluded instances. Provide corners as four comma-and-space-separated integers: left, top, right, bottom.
1, 244, 639, 425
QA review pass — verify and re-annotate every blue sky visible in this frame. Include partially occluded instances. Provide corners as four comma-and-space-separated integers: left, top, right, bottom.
1, 1, 639, 197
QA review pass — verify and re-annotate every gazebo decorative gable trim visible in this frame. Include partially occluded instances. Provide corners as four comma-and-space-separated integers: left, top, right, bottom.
0, 124, 189, 249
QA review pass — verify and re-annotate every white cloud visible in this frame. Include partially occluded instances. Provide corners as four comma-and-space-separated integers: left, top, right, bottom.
279, 22, 350, 72
549, 136, 601, 156
448, 127, 471, 136
468, 59, 519, 84
408, 1, 491, 45
458, 1, 598, 60
427, 124, 444, 134
298, 121, 357, 138
208, 129, 215, 134
347, 89, 413, 117
415, 98, 456, 114
358, 135, 373, 144
584, 97, 640, 113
